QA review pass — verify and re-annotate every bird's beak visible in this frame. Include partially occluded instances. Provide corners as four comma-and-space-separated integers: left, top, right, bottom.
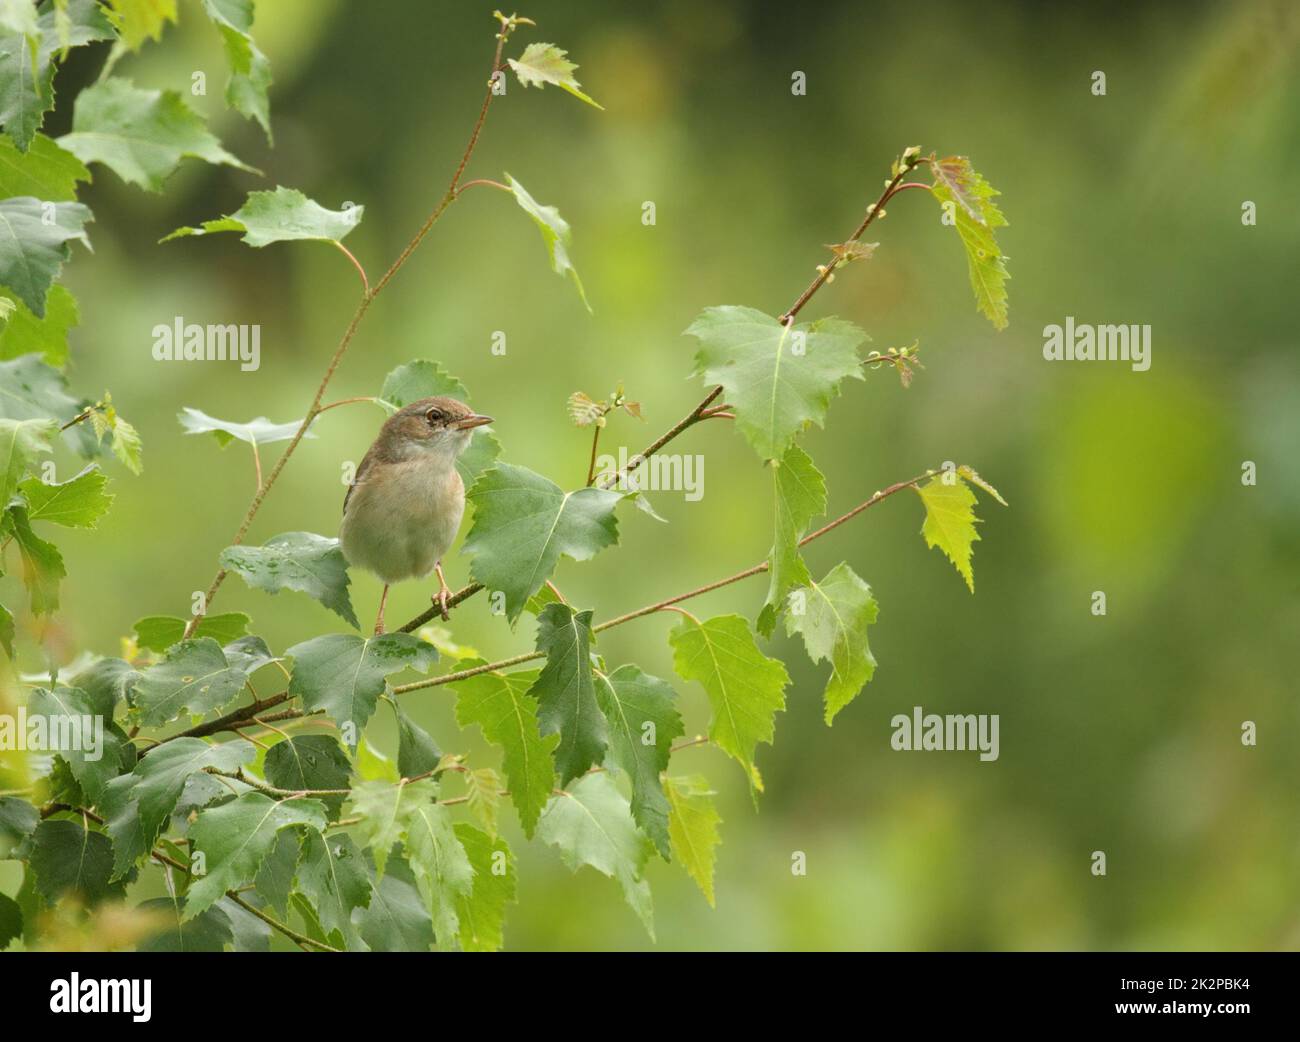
455, 413, 493, 430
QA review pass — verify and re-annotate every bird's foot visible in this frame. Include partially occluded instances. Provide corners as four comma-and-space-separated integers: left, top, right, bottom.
432, 587, 450, 621
434, 563, 452, 621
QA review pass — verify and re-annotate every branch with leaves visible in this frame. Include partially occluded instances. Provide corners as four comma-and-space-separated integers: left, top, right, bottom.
0, 7, 1010, 953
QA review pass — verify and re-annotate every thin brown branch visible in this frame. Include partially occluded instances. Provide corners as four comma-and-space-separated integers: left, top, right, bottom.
182, 28, 512, 639
395, 468, 932, 695
394, 168, 929, 635
333, 240, 370, 295
585, 422, 602, 486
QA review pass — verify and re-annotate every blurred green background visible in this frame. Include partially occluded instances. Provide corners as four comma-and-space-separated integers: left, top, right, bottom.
10, 0, 1300, 950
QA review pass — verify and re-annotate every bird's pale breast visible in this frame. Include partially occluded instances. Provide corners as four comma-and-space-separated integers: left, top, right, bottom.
340, 457, 464, 584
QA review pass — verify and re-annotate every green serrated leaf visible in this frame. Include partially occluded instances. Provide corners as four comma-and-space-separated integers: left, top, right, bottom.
685, 306, 866, 461
452, 667, 556, 838
404, 799, 473, 947
504, 173, 589, 310
220, 531, 358, 627
296, 830, 371, 951
356, 851, 431, 952
131, 636, 249, 728
390, 698, 440, 780
0, 0, 116, 152
784, 562, 879, 724
463, 463, 620, 623
529, 602, 604, 784
8, 503, 64, 614
757, 444, 825, 636
27, 684, 130, 801
929, 156, 1009, 330
0, 284, 78, 367
0, 355, 95, 456
507, 41, 603, 109
539, 773, 654, 938
0, 195, 91, 316
252, 828, 298, 916
199, 0, 272, 140
664, 774, 721, 907
0, 133, 90, 199
286, 633, 436, 745
104, 0, 176, 50
137, 894, 233, 952
263, 734, 352, 819
102, 737, 256, 878
464, 766, 500, 840
346, 777, 436, 878
132, 612, 249, 653
163, 187, 363, 247
58, 77, 253, 193
668, 613, 788, 792
454, 823, 514, 952
594, 664, 683, 860
19, 464, 111, 527
0, 415, 54, 508
915, 474, 981, 592
184, 791, 326, 920
28, 817, 125, 905
177, 406, 315, 447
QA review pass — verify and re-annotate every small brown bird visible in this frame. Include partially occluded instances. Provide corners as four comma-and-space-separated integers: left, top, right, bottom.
340, 396, 492, 633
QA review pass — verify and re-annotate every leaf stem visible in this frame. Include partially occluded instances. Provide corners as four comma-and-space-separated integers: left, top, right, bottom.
332, 240, 370, 295
455, 178, 512, 197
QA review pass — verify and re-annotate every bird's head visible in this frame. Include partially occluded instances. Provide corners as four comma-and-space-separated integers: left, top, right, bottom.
378, 396, 493, 463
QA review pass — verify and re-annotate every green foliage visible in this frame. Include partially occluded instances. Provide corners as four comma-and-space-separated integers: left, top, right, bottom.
0, 134, 90, 199
453, 667, 557, 838
505, 173, 589, 309
784, 562, 879, 723
132, 611, 249, 652
664, 775, 721, 907
539, 773, 655, 938
685, 306, 866, 461
286, 633, 438, 743
758, 444, 826, 635
164, 187, 362, 246
132, 636, 251, 727
104, 0, 176, 50
58, 78, 252, 192
178, 406, 315, 446
19, 465, 111, 527
0, 0, 115, 151
669, 613, 788, 791
594, 664, 683, 860
0, 195, 91, 316
220, 531, 358, 627
186, 792, 327, 920
927, 155, 1009, 330
508, 42, 603, 109
530, 602, 604, 783
199, 0, 273, 139
102, 737, 256, 878
0, 7, 1012, 952
462, 463, 621, 622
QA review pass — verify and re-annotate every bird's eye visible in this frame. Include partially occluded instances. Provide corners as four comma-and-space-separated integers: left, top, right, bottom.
425, 407, 445, 426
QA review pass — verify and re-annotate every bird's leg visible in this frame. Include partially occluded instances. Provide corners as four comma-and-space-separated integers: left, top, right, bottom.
374, 584, 390, 635
433, 562, 452, 621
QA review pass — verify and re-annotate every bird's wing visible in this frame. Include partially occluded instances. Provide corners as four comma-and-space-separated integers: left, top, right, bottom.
344, 445, 377, 515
